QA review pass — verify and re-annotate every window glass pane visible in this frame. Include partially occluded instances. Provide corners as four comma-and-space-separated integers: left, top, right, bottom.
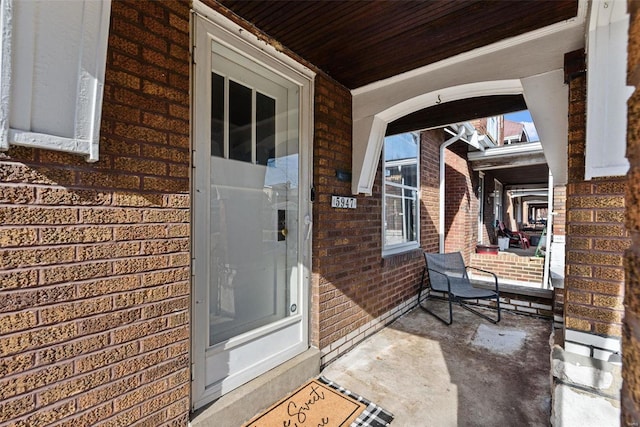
404, 191, 417, 241
384, 133, 418, 162
384, 194, 404, 246
402, 164, 417, 187
384, 183, 402, 197
487, 116, 499, 142
386, 164, 417, 187
386, 165, 400, 182
256, 92, 276, 166
229, 80, 252, 163
384, 191, 418, 245
211, 73, 225, 157
383, 132, 419, 250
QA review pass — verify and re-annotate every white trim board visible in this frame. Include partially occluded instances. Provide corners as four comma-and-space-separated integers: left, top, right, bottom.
585, 0, 634, 179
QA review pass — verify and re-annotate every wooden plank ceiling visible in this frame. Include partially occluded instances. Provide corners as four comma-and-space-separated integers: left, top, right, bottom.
217, 0, 578, 90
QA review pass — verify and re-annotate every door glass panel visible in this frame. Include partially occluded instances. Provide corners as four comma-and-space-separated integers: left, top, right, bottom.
209, 161, 298, 346
229, 80, 252, 163
209, 61, 299, 347
211, 73, 225, 158
256, 92, 276, 166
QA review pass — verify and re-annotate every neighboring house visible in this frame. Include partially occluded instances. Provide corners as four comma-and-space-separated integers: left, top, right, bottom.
471, 115, 536, 146
467, 116, 550, 240
0, 1, 638, 426
503, 119, 527, 144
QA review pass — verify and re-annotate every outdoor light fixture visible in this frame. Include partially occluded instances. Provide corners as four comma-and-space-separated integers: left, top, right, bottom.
336, 169, 352, 182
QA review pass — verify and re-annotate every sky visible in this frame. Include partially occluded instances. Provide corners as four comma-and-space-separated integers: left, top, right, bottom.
504, 110, 532, 123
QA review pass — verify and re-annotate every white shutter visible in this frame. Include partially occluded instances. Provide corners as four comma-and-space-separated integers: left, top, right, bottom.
0, 0, 111, 162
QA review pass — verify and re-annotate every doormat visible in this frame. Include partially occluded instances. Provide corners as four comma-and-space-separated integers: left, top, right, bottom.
317, 377, 394, 427
243, 378, 364, 427
243, 377, 394, 427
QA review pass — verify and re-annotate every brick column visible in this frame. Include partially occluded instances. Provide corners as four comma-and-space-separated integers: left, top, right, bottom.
444, 141, 477, 262
623, 0, 640, 424
564, 49, 629, 357
420, 130, 442, 251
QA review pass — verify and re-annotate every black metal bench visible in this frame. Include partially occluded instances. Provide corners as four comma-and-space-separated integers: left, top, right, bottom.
418, 251, 501, 325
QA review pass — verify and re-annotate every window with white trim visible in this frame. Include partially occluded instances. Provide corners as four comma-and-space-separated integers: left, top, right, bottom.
0, 0, 111, 162
383, 132, 419, 254
486, 116, 499, 143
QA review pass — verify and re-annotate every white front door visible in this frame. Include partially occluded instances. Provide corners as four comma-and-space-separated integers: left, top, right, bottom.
192, 13, 314, 409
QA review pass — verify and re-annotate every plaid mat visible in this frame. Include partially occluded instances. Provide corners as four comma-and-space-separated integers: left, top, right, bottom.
318, 376, 394, 427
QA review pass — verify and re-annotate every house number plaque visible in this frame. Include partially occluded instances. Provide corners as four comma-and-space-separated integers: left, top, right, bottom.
331, 195, 357, 209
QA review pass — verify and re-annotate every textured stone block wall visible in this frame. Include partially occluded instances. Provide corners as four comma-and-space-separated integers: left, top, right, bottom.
313, 84, 442, 350
623, 0, 640, 424
554, 185, 567, 237
564, 51, 629, 340
0, 1, 191, 425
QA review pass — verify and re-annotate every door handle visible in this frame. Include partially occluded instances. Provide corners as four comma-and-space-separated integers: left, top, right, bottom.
278, 209, 286, 241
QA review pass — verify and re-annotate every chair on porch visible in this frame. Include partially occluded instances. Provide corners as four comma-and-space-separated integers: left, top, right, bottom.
418, 252, 501, 325
497, 221, 530, 249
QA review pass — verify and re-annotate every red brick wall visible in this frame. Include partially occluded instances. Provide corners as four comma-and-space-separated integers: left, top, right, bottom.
312, 85, 442, 349
624, 0, 640, 423
420, 130, 442, 252
564, 52, 629, 339
444, 141, 477, 262
471, 253, 544, 284
312, 74, 360, 348
0, 2, 191, 425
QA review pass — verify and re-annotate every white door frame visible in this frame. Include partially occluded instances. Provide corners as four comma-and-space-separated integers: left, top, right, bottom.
190, 5, 315, 410
477, 172, 484, 243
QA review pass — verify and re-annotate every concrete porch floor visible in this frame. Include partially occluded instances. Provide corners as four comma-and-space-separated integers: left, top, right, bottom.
321, 301, 553, 426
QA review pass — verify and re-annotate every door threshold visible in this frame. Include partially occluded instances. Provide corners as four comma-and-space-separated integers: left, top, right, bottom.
190, 348, 321, 427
